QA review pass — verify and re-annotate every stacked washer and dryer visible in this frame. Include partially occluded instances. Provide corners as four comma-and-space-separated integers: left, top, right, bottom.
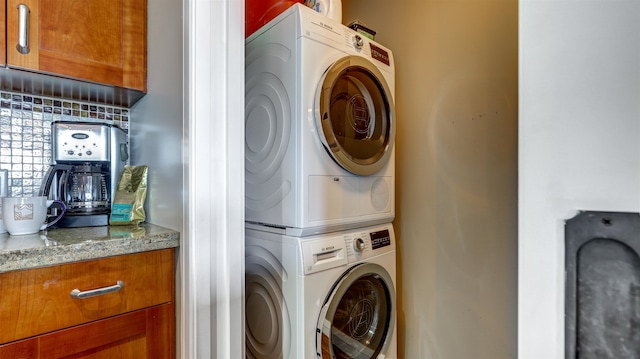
244, 4, 397, 358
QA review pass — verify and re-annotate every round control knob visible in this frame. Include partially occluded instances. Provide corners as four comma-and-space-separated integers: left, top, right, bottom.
353, 34, 364, 49
353, 238, 366, 253
86, 150, 92, 156
67, 150, 74, 155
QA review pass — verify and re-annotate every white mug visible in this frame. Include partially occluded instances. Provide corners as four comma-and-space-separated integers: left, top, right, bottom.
1, 196, 66, 236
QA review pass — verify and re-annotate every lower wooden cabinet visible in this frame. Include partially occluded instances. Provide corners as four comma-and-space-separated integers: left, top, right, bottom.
0, 249, 176, 359
0, 303, 174, 359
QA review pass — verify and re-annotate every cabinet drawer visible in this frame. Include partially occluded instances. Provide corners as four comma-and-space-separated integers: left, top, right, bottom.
0, 249, 175, 344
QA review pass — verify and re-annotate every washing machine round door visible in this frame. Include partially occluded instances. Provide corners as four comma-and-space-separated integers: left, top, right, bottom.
315, 56, 395, 176
316, 263, 396, 359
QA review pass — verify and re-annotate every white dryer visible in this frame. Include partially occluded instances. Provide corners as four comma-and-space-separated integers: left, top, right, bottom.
245, 223, 397, 359
245, 4, 396, 236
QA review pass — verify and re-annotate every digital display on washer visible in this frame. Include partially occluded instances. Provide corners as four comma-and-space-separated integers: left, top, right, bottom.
370, 229, 391, 250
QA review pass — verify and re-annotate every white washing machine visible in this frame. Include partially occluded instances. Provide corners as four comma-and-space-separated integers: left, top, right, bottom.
245, 223, 397, 359
245, 4, 396, 236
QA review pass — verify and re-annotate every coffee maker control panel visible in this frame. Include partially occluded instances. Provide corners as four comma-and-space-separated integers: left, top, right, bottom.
53, 123, 111, 162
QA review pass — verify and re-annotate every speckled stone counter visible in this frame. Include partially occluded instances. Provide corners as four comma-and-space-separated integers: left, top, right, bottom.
0, 223, 179, 273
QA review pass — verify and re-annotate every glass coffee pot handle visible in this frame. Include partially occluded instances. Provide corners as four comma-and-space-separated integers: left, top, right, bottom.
120, 143, 129, 162
39, 164, 73, 199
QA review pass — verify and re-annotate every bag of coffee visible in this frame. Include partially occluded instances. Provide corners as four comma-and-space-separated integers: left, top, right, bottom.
109, 165, 148, 226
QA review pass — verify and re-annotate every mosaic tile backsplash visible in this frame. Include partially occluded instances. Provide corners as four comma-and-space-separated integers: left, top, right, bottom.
0, 91, 130, 197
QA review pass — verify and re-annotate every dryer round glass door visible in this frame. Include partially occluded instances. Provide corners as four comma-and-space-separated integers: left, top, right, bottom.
315, 56, 396, 176
316, 263, 396, 359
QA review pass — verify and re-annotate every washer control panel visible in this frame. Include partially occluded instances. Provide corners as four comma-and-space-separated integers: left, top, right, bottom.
300, 224, 395, 274
344, 226, 393, 262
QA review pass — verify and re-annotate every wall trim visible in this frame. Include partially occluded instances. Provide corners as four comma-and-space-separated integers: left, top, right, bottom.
182, 0, 245, 358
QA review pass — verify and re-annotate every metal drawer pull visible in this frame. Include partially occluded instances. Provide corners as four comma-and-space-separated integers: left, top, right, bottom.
16, 3, 30, 54
70, 281, 125, 299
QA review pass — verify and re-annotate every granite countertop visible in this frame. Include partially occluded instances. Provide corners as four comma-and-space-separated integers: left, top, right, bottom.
0, 223, 180, 273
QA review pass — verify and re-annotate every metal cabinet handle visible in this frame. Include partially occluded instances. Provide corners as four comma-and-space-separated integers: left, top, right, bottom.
16, 3, 30, 54
70, 280, 125, 299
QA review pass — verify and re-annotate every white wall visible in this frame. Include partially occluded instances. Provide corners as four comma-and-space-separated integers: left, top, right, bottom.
131, 0, 184, 232
344, 1, 518, 358
519, 0, 640, 357
129, 0, 185, 356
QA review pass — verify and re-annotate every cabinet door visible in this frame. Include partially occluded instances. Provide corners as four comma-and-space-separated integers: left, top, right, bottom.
5, 0, 146, 91
0, 304, 175, 359
0, 338, 37, 358
0, 1, 5, 65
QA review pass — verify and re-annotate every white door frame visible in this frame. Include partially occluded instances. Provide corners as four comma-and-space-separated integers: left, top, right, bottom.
183, 0, 245, 357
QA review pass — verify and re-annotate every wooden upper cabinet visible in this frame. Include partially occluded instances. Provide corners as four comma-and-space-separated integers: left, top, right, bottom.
5, 0, 147, 92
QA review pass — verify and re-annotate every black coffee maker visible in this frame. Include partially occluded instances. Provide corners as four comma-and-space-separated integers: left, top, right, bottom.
40, 122, 129, 227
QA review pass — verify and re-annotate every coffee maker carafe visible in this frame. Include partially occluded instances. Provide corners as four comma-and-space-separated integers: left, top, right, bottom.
40, 122, 129, 227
